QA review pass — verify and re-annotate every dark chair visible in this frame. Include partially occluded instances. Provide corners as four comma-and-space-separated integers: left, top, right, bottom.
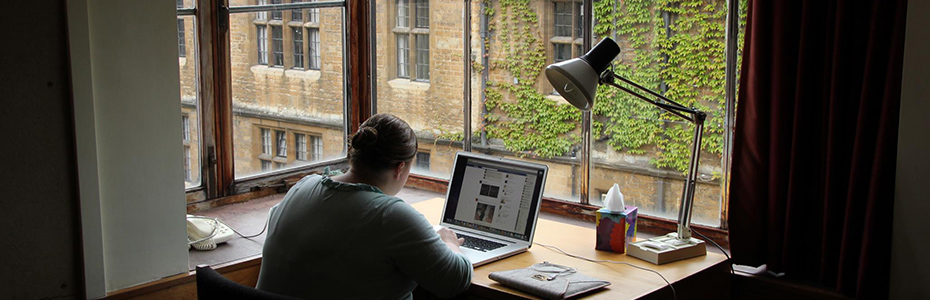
195, 265, 304, 300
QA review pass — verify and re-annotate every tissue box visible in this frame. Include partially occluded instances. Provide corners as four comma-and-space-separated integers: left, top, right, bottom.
595, 206, 638, 253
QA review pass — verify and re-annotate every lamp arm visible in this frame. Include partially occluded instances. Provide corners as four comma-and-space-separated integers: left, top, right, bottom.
599, 70, 707, 241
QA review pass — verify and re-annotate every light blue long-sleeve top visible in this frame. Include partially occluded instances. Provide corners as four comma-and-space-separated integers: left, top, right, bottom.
256, 174, 473, 300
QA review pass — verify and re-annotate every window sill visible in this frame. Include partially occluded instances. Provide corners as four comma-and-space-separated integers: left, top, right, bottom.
179, 57, 187, 67
284, 68, 321, 81
250, 65, 285, 76
404, 173, 731, 248
388, 78, 430, 91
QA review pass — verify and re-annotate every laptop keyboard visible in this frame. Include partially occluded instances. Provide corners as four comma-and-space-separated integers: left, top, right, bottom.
460, 235, 507, 252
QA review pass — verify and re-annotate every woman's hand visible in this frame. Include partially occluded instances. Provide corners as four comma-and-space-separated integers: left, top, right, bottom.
436, 227, 465, 253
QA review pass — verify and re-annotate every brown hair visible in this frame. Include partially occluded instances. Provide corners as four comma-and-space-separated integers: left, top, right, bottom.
348, 114, 418, 172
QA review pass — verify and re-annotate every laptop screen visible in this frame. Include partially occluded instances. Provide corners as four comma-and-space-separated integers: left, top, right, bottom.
442, 153, 547, 242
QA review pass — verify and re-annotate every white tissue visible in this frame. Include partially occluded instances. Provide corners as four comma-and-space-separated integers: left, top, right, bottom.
604, 183, 626, 212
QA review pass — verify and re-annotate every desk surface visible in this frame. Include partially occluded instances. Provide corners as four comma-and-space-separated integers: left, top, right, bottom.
411, 198, 729, 300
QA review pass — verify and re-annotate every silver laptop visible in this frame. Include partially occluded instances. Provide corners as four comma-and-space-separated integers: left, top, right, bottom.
436, 152, 548, 267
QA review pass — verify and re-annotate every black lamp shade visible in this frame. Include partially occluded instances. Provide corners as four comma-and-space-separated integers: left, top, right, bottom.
545, 38, 621, 111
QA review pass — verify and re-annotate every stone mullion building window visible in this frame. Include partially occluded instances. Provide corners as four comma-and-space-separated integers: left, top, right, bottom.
307, 0, 321, 70
549, 0, 583, 92
394, 0, 429, 81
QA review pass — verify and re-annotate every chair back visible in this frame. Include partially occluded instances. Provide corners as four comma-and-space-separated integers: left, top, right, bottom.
196, 265, 304, 300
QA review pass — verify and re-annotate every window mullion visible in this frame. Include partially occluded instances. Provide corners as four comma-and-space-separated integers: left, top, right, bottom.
197, 0, 234, 198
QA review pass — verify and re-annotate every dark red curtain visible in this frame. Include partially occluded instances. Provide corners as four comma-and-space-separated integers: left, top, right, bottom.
729, 0, 907, 298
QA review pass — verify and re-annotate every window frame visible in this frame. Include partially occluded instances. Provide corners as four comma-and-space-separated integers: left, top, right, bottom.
181, 0, 360, 200
393, 0, 429, 82
181, 0, 737, 233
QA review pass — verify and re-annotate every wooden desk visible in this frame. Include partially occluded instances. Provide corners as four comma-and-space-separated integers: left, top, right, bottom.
411, 198, 730, 300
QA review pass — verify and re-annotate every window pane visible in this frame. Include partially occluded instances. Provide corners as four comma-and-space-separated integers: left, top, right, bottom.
309, 0, 319, 23
377, 0, 461, 179
293, 27, 304, 69
415, 152, 430, 173
177, 19, 186, 57
296, 133, 307, 161
396, 0, 409, 28
291, 0, 303, 22
272, 26, 284, 66
257, 25, 268, 65
177, 13, 201, 188
276, 130, 287, 157
271, 0, 282, 20
588, 0, 737, 226
308, 28, 320, 70
257, 0, 267, 20
554, 2, 571, 37
415, 34, 429, 81
415, 0, 429, 28
230, 5, 346, 178
396, 34, 409, 78
553, 43, 570, 63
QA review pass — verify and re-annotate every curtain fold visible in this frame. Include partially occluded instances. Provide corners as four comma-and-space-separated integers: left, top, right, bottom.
729, 0, 907, 298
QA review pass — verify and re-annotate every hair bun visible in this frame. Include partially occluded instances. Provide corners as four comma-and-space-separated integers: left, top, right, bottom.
351, 126, 379, 150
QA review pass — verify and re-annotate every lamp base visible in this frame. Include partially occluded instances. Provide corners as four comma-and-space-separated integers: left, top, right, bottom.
627, 233, 706, 265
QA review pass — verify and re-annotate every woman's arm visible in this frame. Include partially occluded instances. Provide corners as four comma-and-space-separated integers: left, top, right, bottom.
380, 199, 473, 298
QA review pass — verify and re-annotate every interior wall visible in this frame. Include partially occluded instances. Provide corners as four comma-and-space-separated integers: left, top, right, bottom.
0, 0, 83, 299
80, 0, 191, 292
891, 0, 930, 299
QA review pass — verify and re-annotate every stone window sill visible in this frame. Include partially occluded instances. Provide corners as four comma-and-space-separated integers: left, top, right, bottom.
388, 78, 430, 91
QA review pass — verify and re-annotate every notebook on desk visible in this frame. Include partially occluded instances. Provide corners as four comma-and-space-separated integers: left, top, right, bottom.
436, 152, 548, 267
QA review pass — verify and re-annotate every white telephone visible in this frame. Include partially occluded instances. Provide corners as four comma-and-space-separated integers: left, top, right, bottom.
187, 215, 234, 251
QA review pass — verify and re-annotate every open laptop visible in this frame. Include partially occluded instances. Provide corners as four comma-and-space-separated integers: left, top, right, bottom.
436, 151, 548, 267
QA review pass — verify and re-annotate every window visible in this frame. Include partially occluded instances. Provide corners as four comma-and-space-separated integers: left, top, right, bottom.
415, 152, 430, 172
261, 128, 272, 155
394, 0, 428, 81
271, 0, 283, 20
396, 35, 409, 78
396, 0, 408, 27
308, 28, 320, 70
177, 19, 185, 57
551, 1, 584, 65
275, 162, 287, 170
309, 0, 319, 23
182, 115, 190, 141
296, 133, 308, 161
275, 130, 287, 157
415, 0, 429, 28
310, 135, 322, 161
257, 0, 267, 20
257, 25, 268, 65
293, 28, 304, 69
291, 0, 303, 22
184, 146, 192, 182
271, 26, 284, 67
178, 0, 742, 231
261, 160, 272, 172
415, 35, 429, 81
233, 0, 347, 178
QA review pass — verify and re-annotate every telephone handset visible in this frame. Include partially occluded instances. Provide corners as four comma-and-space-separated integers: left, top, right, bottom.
187, 215, 234, 251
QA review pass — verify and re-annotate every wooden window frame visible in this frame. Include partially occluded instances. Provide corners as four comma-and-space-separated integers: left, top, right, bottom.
184, 0, 366, 201
184, 0, 735, 238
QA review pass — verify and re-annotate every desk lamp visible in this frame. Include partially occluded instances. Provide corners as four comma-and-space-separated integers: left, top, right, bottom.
546, 38, 706, 264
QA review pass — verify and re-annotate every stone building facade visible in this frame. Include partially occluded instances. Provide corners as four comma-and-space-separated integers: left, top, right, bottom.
177, 0, 725, 226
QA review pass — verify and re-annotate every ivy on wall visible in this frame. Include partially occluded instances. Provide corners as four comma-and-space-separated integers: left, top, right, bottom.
480, 0, 746, 174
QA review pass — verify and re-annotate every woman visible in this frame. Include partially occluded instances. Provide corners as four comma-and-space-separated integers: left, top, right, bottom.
256, 114, 473, 300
